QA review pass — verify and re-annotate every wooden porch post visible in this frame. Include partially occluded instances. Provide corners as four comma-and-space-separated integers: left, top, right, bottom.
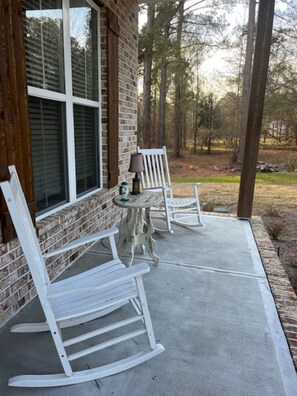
237, 0, 275, 218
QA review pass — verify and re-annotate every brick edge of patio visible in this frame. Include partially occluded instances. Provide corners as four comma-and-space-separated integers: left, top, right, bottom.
251, 216, 297, 370
203, 212, 297, 370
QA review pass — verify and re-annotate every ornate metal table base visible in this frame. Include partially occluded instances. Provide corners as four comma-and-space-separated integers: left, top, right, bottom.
113, 192, 162, 267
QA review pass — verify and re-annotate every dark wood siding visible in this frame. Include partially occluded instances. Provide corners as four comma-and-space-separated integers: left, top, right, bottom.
0, 0, 35, 243
107, 9, 119, 189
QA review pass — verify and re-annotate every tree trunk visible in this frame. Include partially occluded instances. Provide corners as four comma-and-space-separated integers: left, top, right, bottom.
157, 23, 169, 147
193, 101, 198, 154
193, 71, 200, 154
173, 1, 185, 157
152, 85, 157, 146
184, 110, 187, 148
142, 4, 155, 148
193, 127, 197, 153
237, 0, 256, 164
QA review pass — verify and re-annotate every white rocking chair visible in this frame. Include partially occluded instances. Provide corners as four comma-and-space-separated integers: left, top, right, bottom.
0, 166, 164, 388
137, 146, 204, 233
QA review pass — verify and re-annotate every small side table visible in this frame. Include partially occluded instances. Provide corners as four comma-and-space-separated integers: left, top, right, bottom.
113, 191, 162, 267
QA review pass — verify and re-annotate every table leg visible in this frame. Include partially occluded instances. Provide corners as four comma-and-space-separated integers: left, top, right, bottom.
118, 207, 160, 267
117, 209, 131, 253
127, 208, 140, 266
143, 207, 160, 266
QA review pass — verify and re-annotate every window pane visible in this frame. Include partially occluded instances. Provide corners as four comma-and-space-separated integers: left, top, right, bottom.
23, 0, 64, 93
70, 0, 98, 100
29, 97, 68, 213
74, 105, 99, 195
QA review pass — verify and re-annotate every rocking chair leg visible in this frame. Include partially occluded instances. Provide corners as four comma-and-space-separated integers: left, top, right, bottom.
135, 276, 157, 350
193, 184, 204, 226
163, 197, 173, 233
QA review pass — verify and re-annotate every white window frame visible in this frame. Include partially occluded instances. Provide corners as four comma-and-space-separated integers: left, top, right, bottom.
26, 0, 102, 220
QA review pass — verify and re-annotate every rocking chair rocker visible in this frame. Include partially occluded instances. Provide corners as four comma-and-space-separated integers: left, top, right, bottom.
137, 146, 204, 233
0, 166, 164, 388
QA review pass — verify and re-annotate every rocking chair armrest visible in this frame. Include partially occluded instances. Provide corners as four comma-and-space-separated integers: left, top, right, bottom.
143, 186, 166, 193
47, 262, 150, 298
43, 227, 119, 259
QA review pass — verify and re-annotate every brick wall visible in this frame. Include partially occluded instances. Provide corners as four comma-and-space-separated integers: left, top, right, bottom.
0, 0, 139, 327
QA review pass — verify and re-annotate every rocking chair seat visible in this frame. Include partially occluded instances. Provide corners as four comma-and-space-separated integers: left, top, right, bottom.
48, 259, 140, 321
167, 197, 197, 207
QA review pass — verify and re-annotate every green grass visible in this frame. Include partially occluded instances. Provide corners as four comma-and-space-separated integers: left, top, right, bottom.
255, 173, 297, 184
172, 172, 297, 185
172, 176, 240, 183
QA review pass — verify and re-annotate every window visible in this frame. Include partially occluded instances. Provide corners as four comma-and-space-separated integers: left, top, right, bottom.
23, 0, 101, 215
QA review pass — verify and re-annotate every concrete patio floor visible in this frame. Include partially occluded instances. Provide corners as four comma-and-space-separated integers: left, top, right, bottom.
0, 215, 297, 395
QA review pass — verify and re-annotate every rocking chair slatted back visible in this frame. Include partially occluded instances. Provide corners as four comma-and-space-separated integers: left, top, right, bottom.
2, 166, 49, 288
138, 147, 172, 194
137, 147, 204, 233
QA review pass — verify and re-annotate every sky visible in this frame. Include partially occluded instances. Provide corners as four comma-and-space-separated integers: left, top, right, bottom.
199, 3, 249, 95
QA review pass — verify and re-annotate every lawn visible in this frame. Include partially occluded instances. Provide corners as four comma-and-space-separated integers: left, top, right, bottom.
172, 173, 297, 184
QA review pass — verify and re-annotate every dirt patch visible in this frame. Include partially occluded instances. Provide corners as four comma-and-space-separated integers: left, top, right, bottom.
169, 150, 237, 178
168, 148, 297, 294
168, 148, 297, 178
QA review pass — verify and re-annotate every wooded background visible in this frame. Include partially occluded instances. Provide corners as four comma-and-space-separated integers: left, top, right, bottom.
138, 0, 297, 161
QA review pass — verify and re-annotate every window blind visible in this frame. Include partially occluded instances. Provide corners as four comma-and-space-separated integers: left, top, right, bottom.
74, 105, 99, 195
29, 97, 67, 212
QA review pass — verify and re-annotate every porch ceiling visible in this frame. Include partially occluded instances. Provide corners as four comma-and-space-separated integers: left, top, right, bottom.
0, 214, 296, 395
